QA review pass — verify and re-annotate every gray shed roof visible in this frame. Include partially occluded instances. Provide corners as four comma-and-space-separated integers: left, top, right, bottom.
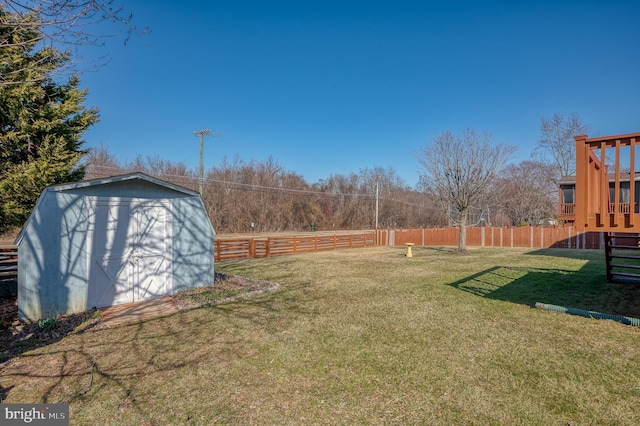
41, 172, 199, 195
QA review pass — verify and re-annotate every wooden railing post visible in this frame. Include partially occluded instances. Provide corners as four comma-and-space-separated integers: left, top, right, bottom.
613, 138, 621, 226
631, 137, 637, 225
599, 140, 608, 227
574, 134, 589, 231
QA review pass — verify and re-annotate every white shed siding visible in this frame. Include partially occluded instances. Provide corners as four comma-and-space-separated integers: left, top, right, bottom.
17, 173, 215, 320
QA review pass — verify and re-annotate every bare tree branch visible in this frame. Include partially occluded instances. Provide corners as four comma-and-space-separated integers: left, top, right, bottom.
0, 1, 148, 85
534, 112, 589, 180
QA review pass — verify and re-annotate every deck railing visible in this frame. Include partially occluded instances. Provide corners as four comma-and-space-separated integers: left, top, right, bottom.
609, 202, 632, 214
575, 132, 640, 232
560, 203, 576, 217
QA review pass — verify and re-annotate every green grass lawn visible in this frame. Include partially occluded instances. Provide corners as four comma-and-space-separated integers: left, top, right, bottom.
2, 247, 640, 425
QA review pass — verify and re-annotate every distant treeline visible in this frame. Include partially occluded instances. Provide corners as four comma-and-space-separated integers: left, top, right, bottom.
84, 147, 556, 233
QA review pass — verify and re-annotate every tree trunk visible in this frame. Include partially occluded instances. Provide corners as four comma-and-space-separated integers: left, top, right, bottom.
458, 208, 468, 252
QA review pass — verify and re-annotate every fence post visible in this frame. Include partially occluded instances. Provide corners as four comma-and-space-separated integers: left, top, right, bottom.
248, 239, 254, 258
481, 227, 485, 247
568, 226, 572, 249
530, 225, 534, 248
266, 238, 271, 257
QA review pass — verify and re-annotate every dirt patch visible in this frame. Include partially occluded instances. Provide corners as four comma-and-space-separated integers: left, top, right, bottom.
0, 273, 279, 362
173, 273, 279, 309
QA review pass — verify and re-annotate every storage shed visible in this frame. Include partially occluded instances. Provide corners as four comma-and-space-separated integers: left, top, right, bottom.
16, 172, 215, 321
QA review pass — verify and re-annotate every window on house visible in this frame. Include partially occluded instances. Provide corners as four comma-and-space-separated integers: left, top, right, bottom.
610, 182, 631, 203
561, 186, 575, 204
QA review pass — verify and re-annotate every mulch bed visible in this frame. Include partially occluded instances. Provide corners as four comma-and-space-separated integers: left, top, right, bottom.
0, 273, 278, 362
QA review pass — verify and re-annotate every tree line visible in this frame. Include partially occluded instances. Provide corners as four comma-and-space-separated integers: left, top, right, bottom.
83, 149, 449, 233
81, 142, 566, 236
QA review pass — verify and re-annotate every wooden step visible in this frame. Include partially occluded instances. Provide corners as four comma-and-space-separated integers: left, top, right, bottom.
609, 254, 640, 260
610, 271, 640, 278
608, 245, 640, 250
610, 263, 640, 270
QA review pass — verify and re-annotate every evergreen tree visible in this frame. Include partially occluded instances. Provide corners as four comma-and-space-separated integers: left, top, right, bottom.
0, 7, 99, 232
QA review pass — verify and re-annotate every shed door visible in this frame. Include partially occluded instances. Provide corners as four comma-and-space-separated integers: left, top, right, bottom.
134, 202, 171, 302
88, 199, 172, 308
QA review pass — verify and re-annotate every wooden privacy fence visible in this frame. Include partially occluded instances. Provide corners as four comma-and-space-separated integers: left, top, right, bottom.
0, 227, 613, 284
0, 246, 18, 283
377, 226, 607, 250
0, 233, 376, 283
214, 233, 376, 261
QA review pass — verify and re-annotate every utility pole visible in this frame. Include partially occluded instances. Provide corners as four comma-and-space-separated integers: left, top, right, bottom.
194, 129, 223, 195
375, 177, 379, 229
194, 129, 211, 195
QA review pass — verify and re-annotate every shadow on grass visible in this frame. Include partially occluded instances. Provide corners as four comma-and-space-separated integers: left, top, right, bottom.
0, 272, 291, 413
449, 249, 640, 318
0, 272, 281, 364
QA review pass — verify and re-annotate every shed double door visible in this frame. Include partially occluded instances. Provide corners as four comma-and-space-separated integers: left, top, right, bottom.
88, 199, 172, 308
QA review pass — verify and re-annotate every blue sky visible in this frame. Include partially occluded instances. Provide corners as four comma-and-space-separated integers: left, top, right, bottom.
78, 1, 640, 187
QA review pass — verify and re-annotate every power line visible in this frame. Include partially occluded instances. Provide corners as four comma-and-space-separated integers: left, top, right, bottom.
84, 163, 375, 198
84, 163, 461, 215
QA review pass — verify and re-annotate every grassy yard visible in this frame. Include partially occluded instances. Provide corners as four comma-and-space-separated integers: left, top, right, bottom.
1, 246, 640, 425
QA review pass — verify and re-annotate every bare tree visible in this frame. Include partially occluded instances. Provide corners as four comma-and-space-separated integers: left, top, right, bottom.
534, 112, 589, 180
1, 1, 147, 85
496, 161, 557, 225
83, 143, 123, 179
418, 129, 516, 252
